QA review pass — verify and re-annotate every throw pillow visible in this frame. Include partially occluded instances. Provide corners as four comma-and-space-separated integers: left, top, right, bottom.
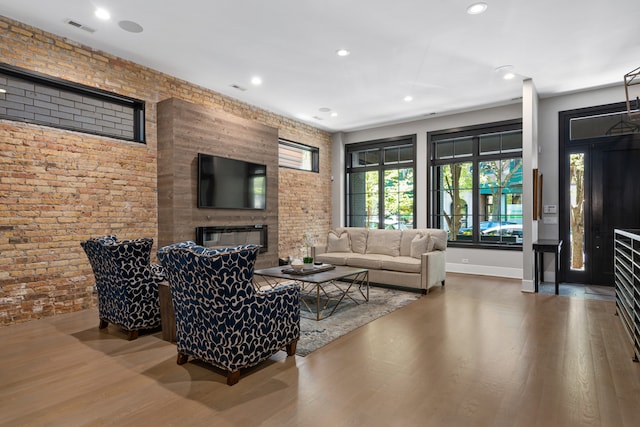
346, 228, 369, 254
400, 229, 421, 256
429, 229, 448, 251
327, 231, 351, 252
95, 234, 118, 245
410, 233, 434, 258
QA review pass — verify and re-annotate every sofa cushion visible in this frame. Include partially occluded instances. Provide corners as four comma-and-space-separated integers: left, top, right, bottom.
411, 233, 434, 258
366, 229, 401, 257
327, 230, 351, 253
338, 227, 368, 254
380, 256, 421, 274
315, 252, 350, 266
345, 253, 385, 270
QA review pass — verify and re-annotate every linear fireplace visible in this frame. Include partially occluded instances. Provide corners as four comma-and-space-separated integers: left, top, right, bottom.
196, 225, 268, 253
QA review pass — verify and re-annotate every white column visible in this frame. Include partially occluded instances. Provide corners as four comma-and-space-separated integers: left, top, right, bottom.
521, 79, 539, 292
331, 132, 346, 228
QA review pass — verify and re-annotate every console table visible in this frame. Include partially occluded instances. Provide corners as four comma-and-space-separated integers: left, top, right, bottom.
533, 239, 563, 294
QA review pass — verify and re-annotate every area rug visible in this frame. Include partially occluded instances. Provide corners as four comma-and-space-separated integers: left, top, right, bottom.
296, 286, 421, 356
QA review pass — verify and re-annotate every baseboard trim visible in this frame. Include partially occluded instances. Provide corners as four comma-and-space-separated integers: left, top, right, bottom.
446, 263, 522, 279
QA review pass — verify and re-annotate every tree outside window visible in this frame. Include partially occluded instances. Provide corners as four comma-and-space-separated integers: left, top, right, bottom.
569, 153, 585, 269
439, 162, 473, 240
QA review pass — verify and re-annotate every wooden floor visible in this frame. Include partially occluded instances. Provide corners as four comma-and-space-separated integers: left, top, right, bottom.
1, 273, 639, 427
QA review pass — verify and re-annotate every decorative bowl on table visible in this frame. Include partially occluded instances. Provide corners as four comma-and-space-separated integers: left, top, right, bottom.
290, 259, 304, 271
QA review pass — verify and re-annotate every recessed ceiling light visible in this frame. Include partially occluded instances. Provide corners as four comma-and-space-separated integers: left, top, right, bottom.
495, 65, 516, 80
251, 76, 262, 86
330, 112, 338, 117
404, 95, 413, 102
94, 8, 111, 20
467, 2, 488, 15
336, 49, 351, 57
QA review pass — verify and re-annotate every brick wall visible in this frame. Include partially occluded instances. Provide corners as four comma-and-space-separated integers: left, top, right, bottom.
0, 16, 332, 326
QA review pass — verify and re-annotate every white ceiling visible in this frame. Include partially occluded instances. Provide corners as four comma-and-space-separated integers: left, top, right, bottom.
1, 0, 639, 132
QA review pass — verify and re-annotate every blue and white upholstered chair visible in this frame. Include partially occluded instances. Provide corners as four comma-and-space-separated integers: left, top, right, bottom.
157, 243, 300, 385
81, 235, 162, 340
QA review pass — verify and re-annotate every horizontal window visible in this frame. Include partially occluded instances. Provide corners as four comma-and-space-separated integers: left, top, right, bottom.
570, 110, 640, 140
433, 136, 473, 159
0, 63, 145, 143
279, 139, 319, 172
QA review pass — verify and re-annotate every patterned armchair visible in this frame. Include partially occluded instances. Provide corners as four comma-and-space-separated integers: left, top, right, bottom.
81, 235, 162, 340
158, 243, 300, 385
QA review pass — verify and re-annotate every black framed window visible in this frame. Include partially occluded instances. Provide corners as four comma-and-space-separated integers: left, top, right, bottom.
346, 135, 416, 229
278, 139, 319, 172
0, 63, 145, 143
429, 120, 523, 248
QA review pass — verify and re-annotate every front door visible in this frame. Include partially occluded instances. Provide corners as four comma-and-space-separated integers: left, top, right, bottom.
590, 138, 640, 285
561, 104, 640, 286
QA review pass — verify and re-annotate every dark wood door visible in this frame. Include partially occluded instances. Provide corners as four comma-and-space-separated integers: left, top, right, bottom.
590, 138, 640, 285
560, 102, 640, 286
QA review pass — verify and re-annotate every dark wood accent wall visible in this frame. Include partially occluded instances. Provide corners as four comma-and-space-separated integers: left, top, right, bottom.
157, 98, 279, 268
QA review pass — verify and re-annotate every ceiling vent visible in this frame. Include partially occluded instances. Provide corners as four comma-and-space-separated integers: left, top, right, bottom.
65, 19, 96, 34
230, 84, 247, 92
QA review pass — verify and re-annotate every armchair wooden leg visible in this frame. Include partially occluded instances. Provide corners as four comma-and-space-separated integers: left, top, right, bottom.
176, 352, 189, 365
286, 339, 298, 356
227, 370, 240, 386
99, 319, 108, 329
127, 330, 139, 341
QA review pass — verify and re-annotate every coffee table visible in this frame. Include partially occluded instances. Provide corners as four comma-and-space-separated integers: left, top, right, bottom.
253, 265, 369, 320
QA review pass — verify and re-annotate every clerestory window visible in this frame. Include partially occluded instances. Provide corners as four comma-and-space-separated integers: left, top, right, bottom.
278, 139, 319, 172
0, 63, 145, 143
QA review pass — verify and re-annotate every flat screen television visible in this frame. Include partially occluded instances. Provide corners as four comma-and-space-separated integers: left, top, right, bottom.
197, 153, 267, 209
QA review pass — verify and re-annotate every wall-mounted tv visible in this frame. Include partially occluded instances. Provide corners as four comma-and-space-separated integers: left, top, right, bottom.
197, 153, 267, 209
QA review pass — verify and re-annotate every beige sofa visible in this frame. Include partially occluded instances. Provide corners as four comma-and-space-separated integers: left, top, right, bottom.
312, 227, 447, 293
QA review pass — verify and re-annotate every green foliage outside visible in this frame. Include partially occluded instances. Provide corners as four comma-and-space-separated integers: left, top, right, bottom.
363, 168, 414, 228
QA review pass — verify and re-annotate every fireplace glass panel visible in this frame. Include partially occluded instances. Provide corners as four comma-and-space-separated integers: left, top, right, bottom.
196, 225, 267, 253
